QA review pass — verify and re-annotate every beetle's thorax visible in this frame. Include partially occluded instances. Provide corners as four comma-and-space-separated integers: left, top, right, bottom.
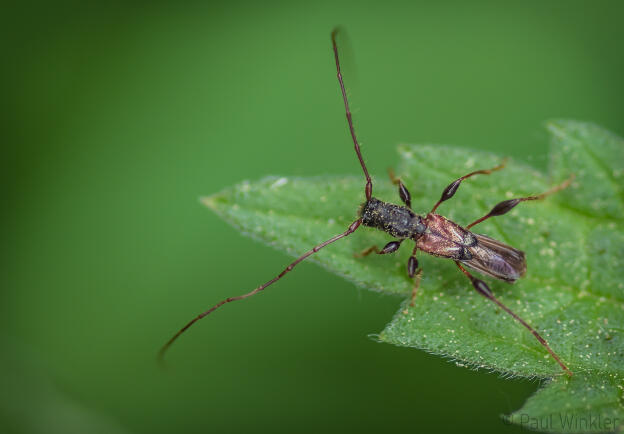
359, 197, 426, 239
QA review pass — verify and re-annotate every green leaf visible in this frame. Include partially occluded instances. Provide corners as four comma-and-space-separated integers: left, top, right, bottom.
203, 120, 624, 433
506, 372, 623, 433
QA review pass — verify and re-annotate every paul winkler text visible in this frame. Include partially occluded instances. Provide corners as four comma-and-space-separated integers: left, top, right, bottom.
509, 412, 620, 431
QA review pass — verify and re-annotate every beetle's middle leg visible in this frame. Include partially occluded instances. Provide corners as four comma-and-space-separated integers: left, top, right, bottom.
354, 239, 404, 258
407, 248, 421, 306
430, 159, 508, 213
402, 247, 422, 313
466, 175, 574, 229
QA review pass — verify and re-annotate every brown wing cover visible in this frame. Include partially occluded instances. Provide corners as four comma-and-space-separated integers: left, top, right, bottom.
463, 234, 526, 282
416, 214, 475, 260
416, 214, 526, 282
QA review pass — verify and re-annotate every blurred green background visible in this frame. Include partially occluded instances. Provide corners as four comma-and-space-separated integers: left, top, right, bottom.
3, 1, 624, 433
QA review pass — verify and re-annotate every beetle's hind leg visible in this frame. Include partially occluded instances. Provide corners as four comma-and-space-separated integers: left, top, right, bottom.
466, 175, 574, 229
354, 239, 404, 258
388, 168, 412, 208
454, 261, 572, 375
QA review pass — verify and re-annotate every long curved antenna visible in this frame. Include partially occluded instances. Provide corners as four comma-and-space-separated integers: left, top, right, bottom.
159, 219, 362, 361
332, 28, 373, 200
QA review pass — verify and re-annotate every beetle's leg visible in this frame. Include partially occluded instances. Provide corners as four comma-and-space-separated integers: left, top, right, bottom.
430, 159, 508, 213
402, 248, 422, 314
354, 239, 403, 258
407, 248, 421, 306
466, 175, 574, 229
355, 245, 380, 257
455, 262, 572, 376
410, 269, 422, 307
388, 168, 412, 208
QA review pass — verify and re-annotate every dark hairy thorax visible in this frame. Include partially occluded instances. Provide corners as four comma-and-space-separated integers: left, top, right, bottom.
359, 198, 426, 239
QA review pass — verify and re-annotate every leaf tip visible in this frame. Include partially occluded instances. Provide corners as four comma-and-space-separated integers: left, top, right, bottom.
545, 119, 569, 139
545, 118, 615, 142
368, 332, 383, 343
200, 194, 225, 211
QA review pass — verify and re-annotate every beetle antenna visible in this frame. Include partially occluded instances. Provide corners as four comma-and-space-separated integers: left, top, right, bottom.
159, 219, 362, 362
332, 28, 373, 201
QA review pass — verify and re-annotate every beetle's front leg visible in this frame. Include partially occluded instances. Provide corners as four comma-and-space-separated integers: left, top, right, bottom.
388, 168, 412, 208
354, 239, 404, 258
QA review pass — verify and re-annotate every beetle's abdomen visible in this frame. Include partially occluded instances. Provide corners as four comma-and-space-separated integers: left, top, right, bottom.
360, 198, 425, 238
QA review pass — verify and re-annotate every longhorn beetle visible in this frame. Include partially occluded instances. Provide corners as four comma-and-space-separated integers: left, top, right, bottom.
160, 29, 573, 376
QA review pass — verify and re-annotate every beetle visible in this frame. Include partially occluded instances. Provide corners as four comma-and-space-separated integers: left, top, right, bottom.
159, 29, 573, 376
